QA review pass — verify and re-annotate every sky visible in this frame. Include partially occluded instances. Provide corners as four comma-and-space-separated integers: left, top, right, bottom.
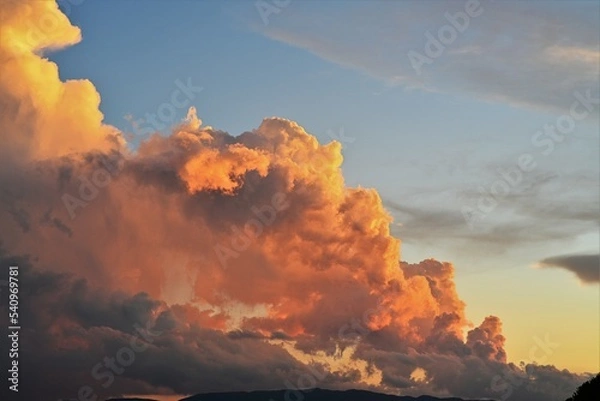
0, 1, 598, 400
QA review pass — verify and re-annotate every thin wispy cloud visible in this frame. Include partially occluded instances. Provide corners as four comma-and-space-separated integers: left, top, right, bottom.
254, 0, 599, 113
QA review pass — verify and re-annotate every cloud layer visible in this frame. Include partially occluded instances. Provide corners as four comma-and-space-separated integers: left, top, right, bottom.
538, 254, 600, 284
255, 0, 599, 113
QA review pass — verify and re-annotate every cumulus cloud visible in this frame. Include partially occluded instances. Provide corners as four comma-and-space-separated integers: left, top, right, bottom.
0, 1, 593, 400
0, 254, 311, 400
538, 254, 600, 284
0, 0, 124, 163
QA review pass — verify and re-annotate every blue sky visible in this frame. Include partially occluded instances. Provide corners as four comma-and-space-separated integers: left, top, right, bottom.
50, 0, 599, 372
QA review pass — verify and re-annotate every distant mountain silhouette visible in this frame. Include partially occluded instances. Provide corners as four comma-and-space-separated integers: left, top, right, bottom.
59, 388, 496, 401
58, 398, 158, 401
88, 375, 600, 401
106, 398, 158, 401
565, 373, 600, 400
180, 388, 495, 401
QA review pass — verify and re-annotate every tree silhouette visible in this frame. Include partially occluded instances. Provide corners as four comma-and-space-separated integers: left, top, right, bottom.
566, 373, 599, 400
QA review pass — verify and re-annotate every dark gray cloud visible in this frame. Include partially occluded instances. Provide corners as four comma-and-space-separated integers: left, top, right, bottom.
0, 246, 592, 401
385, 169, 599, 255
538, 253, 600, 283
0, 251, 311, 401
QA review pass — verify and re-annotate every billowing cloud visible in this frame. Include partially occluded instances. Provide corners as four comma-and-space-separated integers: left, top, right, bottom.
0, 0, 124, 162
538, 254, 600, 284
0, 1, 593, 401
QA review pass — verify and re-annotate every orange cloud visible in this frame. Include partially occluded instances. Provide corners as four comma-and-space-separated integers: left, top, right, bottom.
0, 0, 123, 161
0, 2, 590, 400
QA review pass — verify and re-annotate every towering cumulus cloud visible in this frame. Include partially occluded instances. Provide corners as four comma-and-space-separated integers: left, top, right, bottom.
0, 1, 590, 400
0, 0, 123, 163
